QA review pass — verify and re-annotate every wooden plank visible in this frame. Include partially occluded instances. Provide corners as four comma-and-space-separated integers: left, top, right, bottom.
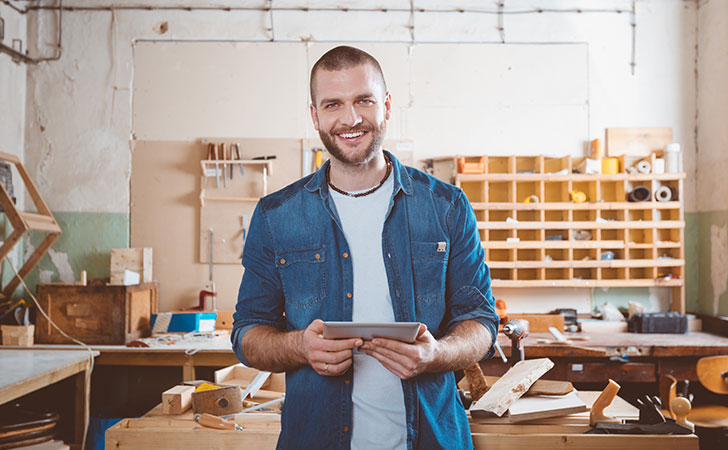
110, 248, 153, 284
606, 127, 673, 157
508, 314, 564, 333
162, 385, 195, 415
471, 433, 697, 450
507, 391, 587, 423
483, 376, 573, 396
470, 358, 554, 417
106, 419, 279, 450
469, 423, 591, 434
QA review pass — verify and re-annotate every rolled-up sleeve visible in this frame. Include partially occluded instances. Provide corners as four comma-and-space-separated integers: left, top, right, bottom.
441, 190, 499, 359
231, 202, 286, 366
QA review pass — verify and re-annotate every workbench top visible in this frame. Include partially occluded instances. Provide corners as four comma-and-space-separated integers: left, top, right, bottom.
498, 331, 728, 358
0, 349, 98, 405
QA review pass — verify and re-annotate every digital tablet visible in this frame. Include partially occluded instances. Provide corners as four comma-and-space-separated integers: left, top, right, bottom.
322, 321, 421, 344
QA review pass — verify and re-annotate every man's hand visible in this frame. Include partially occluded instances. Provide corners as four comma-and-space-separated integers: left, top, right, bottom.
359, 324, 439, 379
302, 319, 362, 376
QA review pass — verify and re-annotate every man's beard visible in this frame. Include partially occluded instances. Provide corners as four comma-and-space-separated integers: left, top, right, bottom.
319, 120, 386, 166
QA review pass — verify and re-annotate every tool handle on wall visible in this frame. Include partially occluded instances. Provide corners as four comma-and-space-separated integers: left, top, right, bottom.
195, 413, 243, 431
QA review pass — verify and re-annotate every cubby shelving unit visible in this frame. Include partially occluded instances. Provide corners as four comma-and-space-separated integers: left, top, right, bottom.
453, 155, 686, 313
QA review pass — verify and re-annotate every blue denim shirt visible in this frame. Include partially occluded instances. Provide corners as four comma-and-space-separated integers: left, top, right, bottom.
232, 151, 498, 450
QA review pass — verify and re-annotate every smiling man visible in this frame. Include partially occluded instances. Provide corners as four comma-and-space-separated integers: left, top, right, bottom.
232, 46, 498, 450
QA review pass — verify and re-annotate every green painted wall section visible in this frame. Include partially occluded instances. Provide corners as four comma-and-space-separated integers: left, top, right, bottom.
685, 213, 700, 313
697, 209, 728, 316
15, 212, 129, 298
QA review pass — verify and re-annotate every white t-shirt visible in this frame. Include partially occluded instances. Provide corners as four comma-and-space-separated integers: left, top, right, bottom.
330, 172, 407, 450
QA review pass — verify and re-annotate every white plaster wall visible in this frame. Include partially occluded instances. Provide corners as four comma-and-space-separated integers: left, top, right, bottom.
23, 0, 697, 214
697, 0, 728, 212
0, 3, 27, 162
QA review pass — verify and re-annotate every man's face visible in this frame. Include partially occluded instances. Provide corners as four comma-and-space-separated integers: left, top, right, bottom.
310, 64, 391, 166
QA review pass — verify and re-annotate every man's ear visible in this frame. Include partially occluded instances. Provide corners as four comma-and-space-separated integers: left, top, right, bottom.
310, 103, 320, 131
384, 92, 392, 121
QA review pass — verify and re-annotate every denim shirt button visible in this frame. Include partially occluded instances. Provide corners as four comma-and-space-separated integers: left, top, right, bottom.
345, 379, 351, 385
343, 252, 349, 258
315, 253, 321, 260
343, 426, 349, 433
346, 292, 352, 299
279, 258, 285, 265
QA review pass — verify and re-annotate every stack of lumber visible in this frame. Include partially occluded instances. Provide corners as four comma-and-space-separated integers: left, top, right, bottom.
467, 358, 588, 423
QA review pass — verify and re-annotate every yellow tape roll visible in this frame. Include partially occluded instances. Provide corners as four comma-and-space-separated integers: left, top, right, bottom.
523, 195, 540, 204
571, 190, 587, 203
602, 157, 619, 175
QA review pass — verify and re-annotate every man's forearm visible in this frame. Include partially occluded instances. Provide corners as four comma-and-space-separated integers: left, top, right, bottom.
429, 320, 492, 373
241, 325, 307, 372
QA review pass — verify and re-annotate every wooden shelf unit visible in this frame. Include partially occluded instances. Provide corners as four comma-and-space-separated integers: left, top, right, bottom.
454, 155, 686, 312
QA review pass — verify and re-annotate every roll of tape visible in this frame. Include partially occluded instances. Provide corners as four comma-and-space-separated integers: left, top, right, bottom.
523, 195, 540, 204
655, 185, 674, 202
628, 186, 651, 202
571, 190, 587, 203
636, 160, 652, 174
602, 157, 619, 175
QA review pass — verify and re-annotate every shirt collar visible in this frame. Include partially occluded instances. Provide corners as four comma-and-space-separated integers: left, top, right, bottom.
304, 149, 414, 197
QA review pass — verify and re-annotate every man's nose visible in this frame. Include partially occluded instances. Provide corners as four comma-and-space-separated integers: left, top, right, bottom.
340, 104, 363, 128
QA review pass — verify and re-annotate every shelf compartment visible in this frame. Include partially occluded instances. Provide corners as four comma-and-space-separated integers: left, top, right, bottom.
574, 268, 597, 280
598, 209, 624, 222
545, 268, 570, 280
517, 230, 541, 241
461, 181, 485, 203
544, 181, 569, 203
491, 279, 683, 288
486, 156, 513, 174
488, 249, 514, 262
516, 268, 540, 281
517, 249, 541, 261
488, 230, 512, 241
516, 210, 541, 222
601, 268, 626, 280
628, 248, 654, 260
600, 180, 625, 203
545, 248, 569, 261
656, 228, 682, 243
573, 249, 597, 261
629, 267, 655, 280
573, 210, 597, 222
487, 181, 513, 202
572, 180, 598, 203
544, 210, 569, 222
490, 268, 514, 281
478, 220, 683, 230
516, 181, 541, 204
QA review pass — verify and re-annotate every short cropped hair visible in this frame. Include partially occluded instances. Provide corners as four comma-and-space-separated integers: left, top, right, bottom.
309, 46, 388, 105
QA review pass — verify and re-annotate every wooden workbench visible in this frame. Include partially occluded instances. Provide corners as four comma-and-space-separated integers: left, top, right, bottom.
105, 391, 698, 449
482, 331, 728, 383
6, 343, 238, 381
0, 349, 99, 449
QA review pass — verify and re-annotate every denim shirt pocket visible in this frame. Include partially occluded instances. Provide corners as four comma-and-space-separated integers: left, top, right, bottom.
275, 246, 327, 309
411, 241, 448, 303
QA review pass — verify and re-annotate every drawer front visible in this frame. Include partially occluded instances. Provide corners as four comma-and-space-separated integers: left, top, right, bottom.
567, 362, 656, 383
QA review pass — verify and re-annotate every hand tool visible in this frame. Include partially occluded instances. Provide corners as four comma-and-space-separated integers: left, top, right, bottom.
240, 371, 271, 400
195, 413, 243, 431
220, 143, 227, 188
502, 319, 529, 366
211, 143, 220, 188
240, 395, 285, 413
590, 379, 622, 426
234, 143, 244, 176
198, 228, 217, 311
493, 340, 507, 363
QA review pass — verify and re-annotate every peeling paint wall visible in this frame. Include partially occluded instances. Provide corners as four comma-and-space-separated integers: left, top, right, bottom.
697, 0, 728, 315
18, 0, 701, 311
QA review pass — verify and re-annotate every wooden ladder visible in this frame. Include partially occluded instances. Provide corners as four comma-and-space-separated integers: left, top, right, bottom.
0, 151, 62, 299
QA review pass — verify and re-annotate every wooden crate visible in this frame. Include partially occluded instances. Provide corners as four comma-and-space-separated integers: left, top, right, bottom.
111, 248, 153, 285
35, 282, 158, 344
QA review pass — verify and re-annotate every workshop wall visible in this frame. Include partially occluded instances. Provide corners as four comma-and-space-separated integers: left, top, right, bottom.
14, 1, 702, 313
0, 1, 27, 294
696, 0, 728, 316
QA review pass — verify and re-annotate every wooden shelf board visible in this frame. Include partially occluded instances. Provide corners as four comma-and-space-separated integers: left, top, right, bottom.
479, 220, 684, 230
471, 201, 681, 211
484, 240, 624, 249
202, 196, 260, 202
487, 259, 684, 269
490, 279, 684, 288
458, 173, 686, 182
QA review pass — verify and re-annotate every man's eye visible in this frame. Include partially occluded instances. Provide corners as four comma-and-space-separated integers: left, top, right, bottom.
359, 99, 373, 105
325, 103, 338, 109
